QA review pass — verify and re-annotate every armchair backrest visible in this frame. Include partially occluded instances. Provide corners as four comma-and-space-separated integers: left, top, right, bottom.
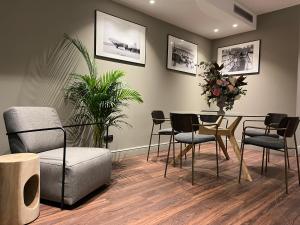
265, 113, 287, 127
3, 107, 64, 153
151, 110, 165, 125
277, 117, 299, 137
170, 113, 199, 133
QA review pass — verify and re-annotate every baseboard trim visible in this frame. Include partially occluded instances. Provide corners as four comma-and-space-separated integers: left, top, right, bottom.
111, 139, 300, 154
111, 142, 170, 153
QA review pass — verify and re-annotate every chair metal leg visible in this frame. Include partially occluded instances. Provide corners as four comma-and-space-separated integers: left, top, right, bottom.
286, 148, 290, 169
164, 135, 173, 178
157, 134, 161, 157
215, 140, 219, 177
192, 144, 195, 185
261, 148, 265, 175
284, 140, 289, 194
239, 137, 245, 183
180, 143, 183, 168
294, 135, 300, 186
198, 144, 201, 152
147, 123, 154, 161
267, 149, 270, 162
172, 134, 176, 167
265, 149, 268, 173
61, 130, 67, 210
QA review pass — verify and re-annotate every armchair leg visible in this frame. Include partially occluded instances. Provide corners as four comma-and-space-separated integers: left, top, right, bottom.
286, 148, 290, 169
265, 150, 268, 173
61, 130, 67, 210
239, 138, 245, 183
294, 135, 300, 185
215, 140, 219, 178
192, 144, 195, 185
172, 134, 176, 167
284, 142, 289, 194
157, 134, 161, 157
180, 143, 183, 168
147, 123, 154, 161
164, 135, 173, 178
261, 148, 265, 175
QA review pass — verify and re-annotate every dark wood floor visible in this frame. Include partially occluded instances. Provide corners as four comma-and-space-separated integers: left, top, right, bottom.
33, 144, 300, 225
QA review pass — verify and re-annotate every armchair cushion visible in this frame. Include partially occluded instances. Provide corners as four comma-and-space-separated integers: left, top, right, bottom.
244, 136, 284, 150
39, 147, 112, 205
175, 133, 215, 144
244, 129, 279, 138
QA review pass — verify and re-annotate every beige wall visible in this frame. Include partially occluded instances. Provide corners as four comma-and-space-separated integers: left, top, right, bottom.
0, 0, 211, 155
212, 6, 300, 140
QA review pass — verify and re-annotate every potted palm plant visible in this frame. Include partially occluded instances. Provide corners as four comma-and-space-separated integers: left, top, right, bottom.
64, 34, 143, 147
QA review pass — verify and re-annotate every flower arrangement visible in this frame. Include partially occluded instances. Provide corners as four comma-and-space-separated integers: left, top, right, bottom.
199, 61, 247, 113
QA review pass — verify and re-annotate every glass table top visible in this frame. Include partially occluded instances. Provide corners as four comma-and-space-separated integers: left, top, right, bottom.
171, 110, 266, 118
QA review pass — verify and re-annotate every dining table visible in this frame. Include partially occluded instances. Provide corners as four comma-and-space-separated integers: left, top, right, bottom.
173, 111, 266, 181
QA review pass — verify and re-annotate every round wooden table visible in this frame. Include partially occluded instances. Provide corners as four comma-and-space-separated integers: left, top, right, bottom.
0, 153, 40, 225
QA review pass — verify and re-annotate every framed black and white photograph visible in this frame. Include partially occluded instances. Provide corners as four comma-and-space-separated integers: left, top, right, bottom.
167, 35, 198, 75
217, 40, 261, 75
95, 11, 146, 65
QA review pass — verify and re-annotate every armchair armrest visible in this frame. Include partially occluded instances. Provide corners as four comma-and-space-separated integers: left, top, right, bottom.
152, 118, 170, 122
63, 122, 105, 129
192, 123, 219, 135
244, 126, 286, 132
6, 126, 65, 136
7, 125, 67, 210
242, 119, 265, 129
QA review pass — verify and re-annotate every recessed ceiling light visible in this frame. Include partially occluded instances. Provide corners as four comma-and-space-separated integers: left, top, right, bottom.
149, 0, 155, 4
214, 28, 219, 33
233, 24, 238, 28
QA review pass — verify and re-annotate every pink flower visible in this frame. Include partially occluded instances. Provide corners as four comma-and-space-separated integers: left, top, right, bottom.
216, 80, 223, 86
228, 85, 235, 92
212, 87, 221, 96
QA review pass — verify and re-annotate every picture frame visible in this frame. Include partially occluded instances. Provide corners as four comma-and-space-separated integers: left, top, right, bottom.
95, 11, 146, 66
217, 40, 261, 75
167, 35, 198, 75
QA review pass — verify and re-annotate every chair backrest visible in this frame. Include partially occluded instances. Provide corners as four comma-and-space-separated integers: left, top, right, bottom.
265, 113, 287, 127
3, 107, 64, 153
277, 117, 299, 137
151, 110, 165, 125
199, 115, 219, 123
170, 113, 199, 133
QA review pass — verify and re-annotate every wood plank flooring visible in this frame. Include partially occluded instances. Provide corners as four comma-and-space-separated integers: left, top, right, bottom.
33, 144, 300, 225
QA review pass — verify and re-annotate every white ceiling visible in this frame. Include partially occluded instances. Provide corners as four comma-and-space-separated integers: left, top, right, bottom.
113, 0, 300, 39
238, 0, 300, 15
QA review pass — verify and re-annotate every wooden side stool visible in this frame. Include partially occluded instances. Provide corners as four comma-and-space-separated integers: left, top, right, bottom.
0, 153, 40, 225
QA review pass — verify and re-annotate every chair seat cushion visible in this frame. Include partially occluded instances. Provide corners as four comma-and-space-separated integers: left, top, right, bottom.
245, 129, 279, 138
158, 128, 178, 135
175, 133, 215, 144
244, 136, 284, 150
39, 147, 112, 205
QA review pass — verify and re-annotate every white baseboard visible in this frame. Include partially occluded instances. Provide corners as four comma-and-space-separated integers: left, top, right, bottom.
111, 138, 300, 155
111, 142, 170, 153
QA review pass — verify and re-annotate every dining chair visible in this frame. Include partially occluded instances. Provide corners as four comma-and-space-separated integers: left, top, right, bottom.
239, 117, 300, 194
242, 113, 288, 164
164, 113, 218, 185
147, 110, 178, 161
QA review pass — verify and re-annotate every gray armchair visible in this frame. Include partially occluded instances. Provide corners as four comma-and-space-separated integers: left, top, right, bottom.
3, 107, 112, 208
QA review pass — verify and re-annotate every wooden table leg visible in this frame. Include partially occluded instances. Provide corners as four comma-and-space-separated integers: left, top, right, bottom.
228, 135, 252, 181
176, 144, 192, 161
216, 135, 230, 160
